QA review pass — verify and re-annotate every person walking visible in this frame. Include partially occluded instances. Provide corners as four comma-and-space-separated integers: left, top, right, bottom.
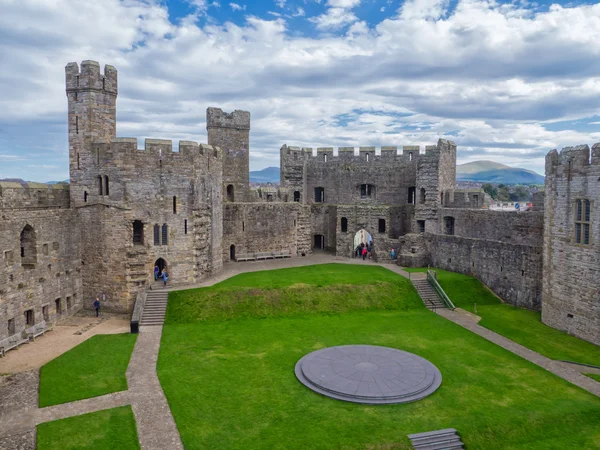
93, 297, 100, 317
162, 268, 169, 287
390, 248, 396, 260
362, 246, 367, 261
154, 265, 159, 281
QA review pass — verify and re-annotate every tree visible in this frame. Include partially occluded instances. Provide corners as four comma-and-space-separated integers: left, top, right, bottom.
482, 183, 497, 199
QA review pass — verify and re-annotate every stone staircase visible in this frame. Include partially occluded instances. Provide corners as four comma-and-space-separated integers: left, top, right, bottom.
140, 282, 169, 326
412, 278, 445, 310
408, 428, 464, 449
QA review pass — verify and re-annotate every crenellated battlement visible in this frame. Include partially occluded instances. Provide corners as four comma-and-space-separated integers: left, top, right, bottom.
281, 145, 424, 163
206, 107, 250, 130
0, 182, 70, 209
65, 60, 117, 94
545, 143, 600, 176
99, 137, 221, 161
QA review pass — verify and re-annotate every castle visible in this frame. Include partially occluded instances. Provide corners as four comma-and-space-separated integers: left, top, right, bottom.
1, 61, 598, 346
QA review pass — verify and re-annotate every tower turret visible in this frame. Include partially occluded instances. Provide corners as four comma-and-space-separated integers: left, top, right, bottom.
66, 60, 118, 206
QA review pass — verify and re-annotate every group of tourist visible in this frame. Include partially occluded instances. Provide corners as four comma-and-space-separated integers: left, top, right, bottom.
355, 241, 374, 260
154, 265, 169, 286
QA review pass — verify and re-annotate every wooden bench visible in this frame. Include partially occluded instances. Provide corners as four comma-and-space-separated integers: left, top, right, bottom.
0, 333, 29, 357
25, 320, 53, 342
255, 252, 274, 260
273, 250, 291, 259
235, 253, 256, 262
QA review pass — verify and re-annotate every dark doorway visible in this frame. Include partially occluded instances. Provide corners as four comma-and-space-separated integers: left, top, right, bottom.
314, 234, 325, 249
155, 258, 167, 273
226, 184, 234, 202
314, 187, 324, 203
230, 245, 236, 261
294, 191, 300, 202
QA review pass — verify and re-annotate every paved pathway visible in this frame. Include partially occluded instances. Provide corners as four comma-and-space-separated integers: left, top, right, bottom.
437, 308, 600, 397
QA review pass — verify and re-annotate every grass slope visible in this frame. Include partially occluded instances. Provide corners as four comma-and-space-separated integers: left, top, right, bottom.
158, 265, 600, 449
39, 333, 137, 407
405, 268, 600, 366
37, 406, 140, 450
168, 264, 422, 323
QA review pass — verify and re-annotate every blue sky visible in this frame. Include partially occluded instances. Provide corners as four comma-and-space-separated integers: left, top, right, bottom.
1, 0, 600, 181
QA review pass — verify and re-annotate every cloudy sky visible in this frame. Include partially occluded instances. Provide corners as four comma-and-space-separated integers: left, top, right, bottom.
1, 0, 600, 182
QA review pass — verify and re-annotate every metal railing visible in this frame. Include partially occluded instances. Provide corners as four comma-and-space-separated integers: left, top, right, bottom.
427, 267, 456, 310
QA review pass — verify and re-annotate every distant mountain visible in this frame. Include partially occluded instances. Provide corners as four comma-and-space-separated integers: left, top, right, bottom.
250, 167, 280, 183
46, 180, 69, 184
457, 161, 544, 184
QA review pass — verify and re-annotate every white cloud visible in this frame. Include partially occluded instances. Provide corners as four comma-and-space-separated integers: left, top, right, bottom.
293, 7, 306, 17
380, 7, 385, 12
1, 0, 600, 180
229, 2, 246, 11
275, 0, 286, 7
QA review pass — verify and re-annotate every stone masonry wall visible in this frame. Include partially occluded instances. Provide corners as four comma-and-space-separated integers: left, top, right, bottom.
222, 203, 311, 259
0, 205, 82, 340
542, 144, 600, 345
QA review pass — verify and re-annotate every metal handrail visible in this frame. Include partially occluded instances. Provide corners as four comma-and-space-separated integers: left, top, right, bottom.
427, 268, 456, 310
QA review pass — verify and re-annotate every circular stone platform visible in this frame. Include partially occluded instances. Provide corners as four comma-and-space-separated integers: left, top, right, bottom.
294, 345, 442, 404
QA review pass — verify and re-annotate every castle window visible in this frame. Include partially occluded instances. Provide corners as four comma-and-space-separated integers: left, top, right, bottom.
366, 153, 369, 162
230, 245, 236, 261
77, 153, 80, 169
267, 194, 273, 202
24, 309, 34, 326
67, 296, 72, 311
154, 224, 160, 245
314, 187, 325, 203
55, 298, 62, 315
98, 176, 103, 195
75, 116, 79, 134
294, 191, 300, 202
575, 199, 591, 244
420, 188, 426, 204
227, 184, 234, 202
242, 221, 245, 232
184, 219, 188, 235
294, 152, 298, 161
133, 220, 144, 245
409, 152, 413, 161
84, 191, 88, 202
173, 196, 177, 214
378, 219, 386, 233
408, 187, 416, 204
104, 176, 109, 196
360, 184, 375, 199
444, 216, 455, 235
74, 92, 78, 102
162, 224, 168, 245
417, 220, 425, 233
20, 225, 37, 265
341, 217, 348, 233
42, 244, 48, 255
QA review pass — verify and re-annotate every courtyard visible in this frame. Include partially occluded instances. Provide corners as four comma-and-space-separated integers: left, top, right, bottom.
2, 260, 599, 449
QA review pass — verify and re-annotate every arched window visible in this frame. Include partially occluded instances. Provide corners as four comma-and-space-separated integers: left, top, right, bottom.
104, 176, 109, 196
420, 188, 426, 204
173, 196, 177, 214
226, 184, 234, 202
360, 184, 375, 199
133, 220, 144, 245
20, 225, 37, 265
162, 224, 168, 245
378, 219, 386, 233
98, 176, 103, 195
294, 191, 301, 202
341, 217, 348, 233
314, 187, 324, 203
154, 224, 160, 246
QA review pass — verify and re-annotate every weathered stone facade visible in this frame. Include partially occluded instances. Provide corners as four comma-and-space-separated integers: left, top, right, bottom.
1, 59, 598, 347
543, 145, 600, 345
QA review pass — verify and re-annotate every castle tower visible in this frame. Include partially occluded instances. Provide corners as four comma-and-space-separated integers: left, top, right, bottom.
542, 144, 600, 345
65, 60, 117, 207
206, 108, 250, 203
414, 139, 457, 232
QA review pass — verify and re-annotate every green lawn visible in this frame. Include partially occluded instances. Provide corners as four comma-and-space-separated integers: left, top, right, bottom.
403, 268, 600, 367
39, 333, 137, 407
37, 406, 140, 450
158, 264, 600, 449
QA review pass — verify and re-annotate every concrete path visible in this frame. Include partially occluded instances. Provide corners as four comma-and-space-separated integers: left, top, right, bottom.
437, 308, 600, 397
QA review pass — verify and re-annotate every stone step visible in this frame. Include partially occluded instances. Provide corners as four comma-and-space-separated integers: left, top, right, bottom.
412, 434, 462, 447
408, 428, 464, 450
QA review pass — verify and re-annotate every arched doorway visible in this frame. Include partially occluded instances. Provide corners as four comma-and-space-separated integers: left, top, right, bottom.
154, 258, 167, 274
230, 245, 236, 261
353, 229, 373, 258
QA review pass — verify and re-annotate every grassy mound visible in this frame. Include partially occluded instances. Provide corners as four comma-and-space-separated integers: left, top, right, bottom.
405, 268, 600, 366
39, 333, 137, 407
37, 406, 140, 450
168, 264, 423, 323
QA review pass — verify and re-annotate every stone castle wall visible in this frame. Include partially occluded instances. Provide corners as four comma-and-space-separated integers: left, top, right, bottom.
0, 198, 82, 340
543, 144, 600, 345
